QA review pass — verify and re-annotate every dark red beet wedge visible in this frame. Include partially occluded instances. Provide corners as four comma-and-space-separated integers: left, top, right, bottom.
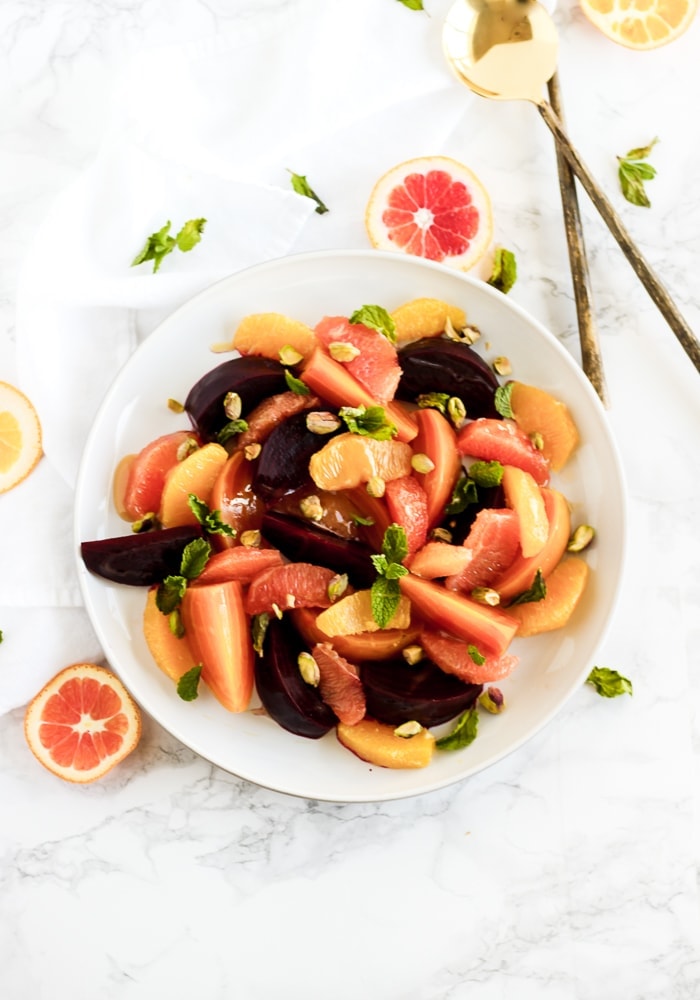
256, 616, 337, 739
360, 658, 482, 727
252, 411, 334, 501
397, 338, 500, 419
80, 526, 203, 586
185, 356, 287, 442
261, 510, 376, 588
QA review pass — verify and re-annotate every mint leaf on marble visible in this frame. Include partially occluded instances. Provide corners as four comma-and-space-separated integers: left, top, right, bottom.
396, 0, 425, 9
175, 218, 206, 252
586, 667, 633, 698
617, 138, 659, 208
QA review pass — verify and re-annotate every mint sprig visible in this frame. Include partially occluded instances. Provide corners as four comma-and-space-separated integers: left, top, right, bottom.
436, 708, 479, 751
339, 405, 397, 441
131, 218, 206, 273
288, 170, 329, 214
370, 524, 408, 628
349, 305, 397, 345
617, 138, 658, 208
188, 494, 236, 537
155, 537, 212, 616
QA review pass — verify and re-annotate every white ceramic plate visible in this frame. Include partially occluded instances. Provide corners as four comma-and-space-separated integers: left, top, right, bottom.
75, 249, 626, 802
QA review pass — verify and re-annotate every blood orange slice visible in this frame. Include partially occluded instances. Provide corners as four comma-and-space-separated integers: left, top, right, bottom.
24, 663, 141, 783
365, 156, 493, 271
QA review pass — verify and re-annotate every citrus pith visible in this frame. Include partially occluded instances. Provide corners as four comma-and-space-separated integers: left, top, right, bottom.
0, 381, 42, 493
24, 663, 141, 782
579, 0, 697, 48
365, 156, 493, 271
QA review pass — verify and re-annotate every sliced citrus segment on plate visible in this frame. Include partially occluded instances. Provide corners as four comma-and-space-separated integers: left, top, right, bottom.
365, 156, 493, 271
579, 0, 697, 48
24, 663, 141, 782
0, 381, 42, 493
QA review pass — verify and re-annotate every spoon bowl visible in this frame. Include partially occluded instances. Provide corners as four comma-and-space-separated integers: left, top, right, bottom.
442, 0, 700, 376
443, 0, 558, 103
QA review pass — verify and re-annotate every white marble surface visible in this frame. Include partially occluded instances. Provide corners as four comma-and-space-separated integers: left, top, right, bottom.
1, 1, 699, 997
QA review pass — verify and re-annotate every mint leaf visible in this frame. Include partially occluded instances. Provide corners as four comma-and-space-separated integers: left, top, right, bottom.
586, 667, 633, 698
617, 138, 658, 208
468, 460, 503, 488
436, 708, 479, 751
494, 383, 514, 418
177, 664, 203, 701
0, 629, 3, 643
417, 392, 450, 415
132, 218, 207, 272
351, 513, 375, 526
216, 418, 248, 445
468, 644, 485, 665
175, 218, 206, 252
509, 569, 547, 606
397, 0, 424, 8
131, 221, 176, 273
445, 475, 479, 515
180, 537, 212, 580
487, 247, 517, 294
349, 305, 397, 345
382, 523, 408, 566
288, 170, 329, 214
156, 575, 187, 614
371, 575, 401, 629
187, 494, 236, 537
339, 405, 397, 440
284, 369, 311, 395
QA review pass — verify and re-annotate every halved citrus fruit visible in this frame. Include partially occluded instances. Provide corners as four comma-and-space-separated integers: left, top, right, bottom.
579, 0, 697, 48
365, 156, 493, 271
24, 663, 141, 783
0, 381, 42, 493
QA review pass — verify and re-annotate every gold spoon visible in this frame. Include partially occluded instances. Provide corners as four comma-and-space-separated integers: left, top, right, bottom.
443, 0, 700, 377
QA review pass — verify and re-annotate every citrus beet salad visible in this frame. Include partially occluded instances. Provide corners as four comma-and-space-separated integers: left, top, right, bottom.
81, 296, 593, 770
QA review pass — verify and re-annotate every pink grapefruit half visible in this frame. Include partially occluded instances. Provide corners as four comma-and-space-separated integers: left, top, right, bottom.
365, 156, 493, 271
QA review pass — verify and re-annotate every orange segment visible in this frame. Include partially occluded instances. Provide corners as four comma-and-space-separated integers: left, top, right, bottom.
365, 156, 493, 271
508, 557, 590, 636
24, 663, 141, 783
143, 588, 199, 682
390, 298, 467, 345
509, 381, 580, 471
337, 718, 435, 769
232, 312, 318, 360
159, 442, 228, 528
579, 0, 697, 48
308, 432, 413, 491
314, 590, 411, 637
501, 465, 549, 559
0, 381, 42, 493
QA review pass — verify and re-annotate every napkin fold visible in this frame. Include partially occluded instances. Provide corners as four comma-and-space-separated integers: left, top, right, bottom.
5, 0, 494, 712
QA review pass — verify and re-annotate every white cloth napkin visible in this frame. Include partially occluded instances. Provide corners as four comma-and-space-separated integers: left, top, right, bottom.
4, 0, 555, 713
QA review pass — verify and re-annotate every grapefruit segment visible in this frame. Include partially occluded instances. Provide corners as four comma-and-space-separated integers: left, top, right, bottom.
384, 475, 429, 555
408, 541, 473, 579
315, 316, 401, 402
420, 630, 519, 685
445, 508, 521, 592
312, 643, 366, 725
495, 487, 571, 602
458, 418, 550, 486
120, 430, 198, 521
245, 563, 339, 615
24, 664, 141, 783
366, 156, 493, 271
410, 408, 462, 529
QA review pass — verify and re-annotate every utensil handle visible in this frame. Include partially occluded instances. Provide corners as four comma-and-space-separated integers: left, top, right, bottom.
546, 74, 608, 406
538, 99, 700, 374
